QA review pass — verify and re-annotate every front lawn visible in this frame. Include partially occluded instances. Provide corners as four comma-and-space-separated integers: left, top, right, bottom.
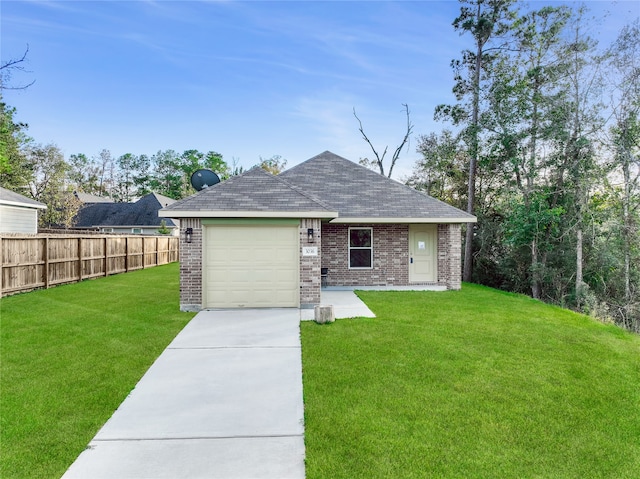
301, 285, 640, 478
0, 263, 193, 479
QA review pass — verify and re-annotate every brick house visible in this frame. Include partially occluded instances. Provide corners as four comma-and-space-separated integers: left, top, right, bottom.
160, 151, 476, 312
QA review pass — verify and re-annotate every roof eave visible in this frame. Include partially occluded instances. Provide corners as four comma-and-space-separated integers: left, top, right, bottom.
0, 200, 47, 210
93, 224, 179, 228
159, 209, 339, 219
328, 216, 477, 224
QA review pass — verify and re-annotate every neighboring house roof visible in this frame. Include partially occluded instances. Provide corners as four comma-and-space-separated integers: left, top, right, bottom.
160, 151, 476, 223
0, 186, 47, 210
75, 192, 114, 203
160, 167, 338, 218
75, 192, 178, 228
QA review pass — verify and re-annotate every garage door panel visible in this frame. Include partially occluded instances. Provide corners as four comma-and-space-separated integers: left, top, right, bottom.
204, 225, 299, 308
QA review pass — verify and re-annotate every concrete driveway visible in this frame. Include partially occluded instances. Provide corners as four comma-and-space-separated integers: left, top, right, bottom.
62, 309, 305, 479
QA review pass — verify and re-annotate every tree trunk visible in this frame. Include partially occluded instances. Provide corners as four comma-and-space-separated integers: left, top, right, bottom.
622, 158, 631, 304
576, 227, 583, 308
463, 17, 483, 283
531, 237, 542, 300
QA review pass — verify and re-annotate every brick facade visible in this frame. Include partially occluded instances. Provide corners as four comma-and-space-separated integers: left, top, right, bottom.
437, 223, 462, 290
321, 223, 410, 286
179, 218, 202, 311
299, 218, 321, 308
178, 219, 463, 311
321, 223, 462, 290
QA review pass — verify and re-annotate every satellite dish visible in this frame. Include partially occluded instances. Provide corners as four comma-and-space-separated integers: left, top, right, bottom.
190, 169, 220, 191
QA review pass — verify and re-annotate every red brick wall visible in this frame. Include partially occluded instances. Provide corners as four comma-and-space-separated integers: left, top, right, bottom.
179, 218, 202, 311
179, 218, 323, 311
437, 223, 462, 290
321, 223, 409, 286
300, 218, 321, 307
178, 219, 463, 311
322, 223, 463, 289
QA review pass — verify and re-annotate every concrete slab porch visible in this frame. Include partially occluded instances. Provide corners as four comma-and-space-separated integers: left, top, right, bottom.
300, 285, 446, 321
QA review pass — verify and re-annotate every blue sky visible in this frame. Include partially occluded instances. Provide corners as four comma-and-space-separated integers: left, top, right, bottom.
2, 1, 638, 178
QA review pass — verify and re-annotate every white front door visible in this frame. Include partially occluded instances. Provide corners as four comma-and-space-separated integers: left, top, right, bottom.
409, 224, 437, 282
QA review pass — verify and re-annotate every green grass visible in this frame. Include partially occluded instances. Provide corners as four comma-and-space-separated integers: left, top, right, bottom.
0, 263, 194, 479
301, 284, 640, 478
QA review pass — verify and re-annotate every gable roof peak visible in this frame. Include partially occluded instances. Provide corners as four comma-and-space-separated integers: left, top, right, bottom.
279, 151, 476, 222
160, 162, 336, 217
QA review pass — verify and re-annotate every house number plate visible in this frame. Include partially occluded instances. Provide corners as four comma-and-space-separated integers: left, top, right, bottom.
302, 247, 318, 256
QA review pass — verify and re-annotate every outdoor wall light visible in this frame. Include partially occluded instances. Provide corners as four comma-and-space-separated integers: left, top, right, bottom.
185, 227, 193, 244
307, 228, 314, 243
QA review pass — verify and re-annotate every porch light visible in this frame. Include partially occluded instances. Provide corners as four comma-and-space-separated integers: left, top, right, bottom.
307, 228, 314, 243
185, 227, 193, 244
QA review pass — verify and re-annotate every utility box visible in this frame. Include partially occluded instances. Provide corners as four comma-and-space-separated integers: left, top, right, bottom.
314, 305, 335, 324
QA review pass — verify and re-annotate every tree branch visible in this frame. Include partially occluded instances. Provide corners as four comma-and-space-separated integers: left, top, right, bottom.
388, 103, 414, 178
0, 44, 36, 90
354, 107, 386, 176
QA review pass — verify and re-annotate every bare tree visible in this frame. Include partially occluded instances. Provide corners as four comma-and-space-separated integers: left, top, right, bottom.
1, 45, 35, 90
353, 103, 413, 178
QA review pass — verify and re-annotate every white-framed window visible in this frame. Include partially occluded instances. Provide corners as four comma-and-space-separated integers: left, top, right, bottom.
349, 227, 373, 269
102, 228, 114, 233
132, 228, 142, 234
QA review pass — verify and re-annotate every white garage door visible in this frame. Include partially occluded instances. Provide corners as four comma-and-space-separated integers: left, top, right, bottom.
204, 224, 299, 308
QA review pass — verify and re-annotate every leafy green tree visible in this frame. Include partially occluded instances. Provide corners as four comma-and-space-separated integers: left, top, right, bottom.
149, 149, 182, 199
407, 130, 468, 209
485, 5, 573, 299
204, 151, 231, 180
436, 0, 515, 282
257, 155, 287, 175
95, 148, 115, 198
113, 153, 139, 202
157, 219, 171, 235
113, 153, 153, 202
25, 143, 80, 227
605, 20, 640, 329
68, 153, 104, 195
148, 149, 229, 199
0, 99, 32, 190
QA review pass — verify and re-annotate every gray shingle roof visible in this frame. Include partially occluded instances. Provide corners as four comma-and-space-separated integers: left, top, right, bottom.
280, 151, 475, 221
160, 151, 475, 222
0, 186, 47, 209
75, 193, 177, 228
161, 167, 335, 214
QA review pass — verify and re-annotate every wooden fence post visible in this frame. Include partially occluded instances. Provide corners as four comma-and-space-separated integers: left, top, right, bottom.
104, 237, 108, 277
44, 237, 50, 289
78, 237, 83, 281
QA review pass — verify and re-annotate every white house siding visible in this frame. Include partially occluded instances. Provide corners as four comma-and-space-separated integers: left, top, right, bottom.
0, 204, 39, 234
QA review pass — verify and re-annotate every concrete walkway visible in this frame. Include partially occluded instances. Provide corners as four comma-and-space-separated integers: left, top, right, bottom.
62, 309, 305, 479
63, 291, 381, 478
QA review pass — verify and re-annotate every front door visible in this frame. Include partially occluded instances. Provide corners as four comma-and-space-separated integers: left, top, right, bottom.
409, 224, 437, 282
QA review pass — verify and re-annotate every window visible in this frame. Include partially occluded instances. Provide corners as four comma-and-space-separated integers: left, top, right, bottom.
102, 228, 114, 233
349, 227, 372, 269
132, 228, 142, 234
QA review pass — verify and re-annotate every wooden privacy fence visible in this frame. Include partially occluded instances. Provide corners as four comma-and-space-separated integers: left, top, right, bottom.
1, 235, 179, 297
